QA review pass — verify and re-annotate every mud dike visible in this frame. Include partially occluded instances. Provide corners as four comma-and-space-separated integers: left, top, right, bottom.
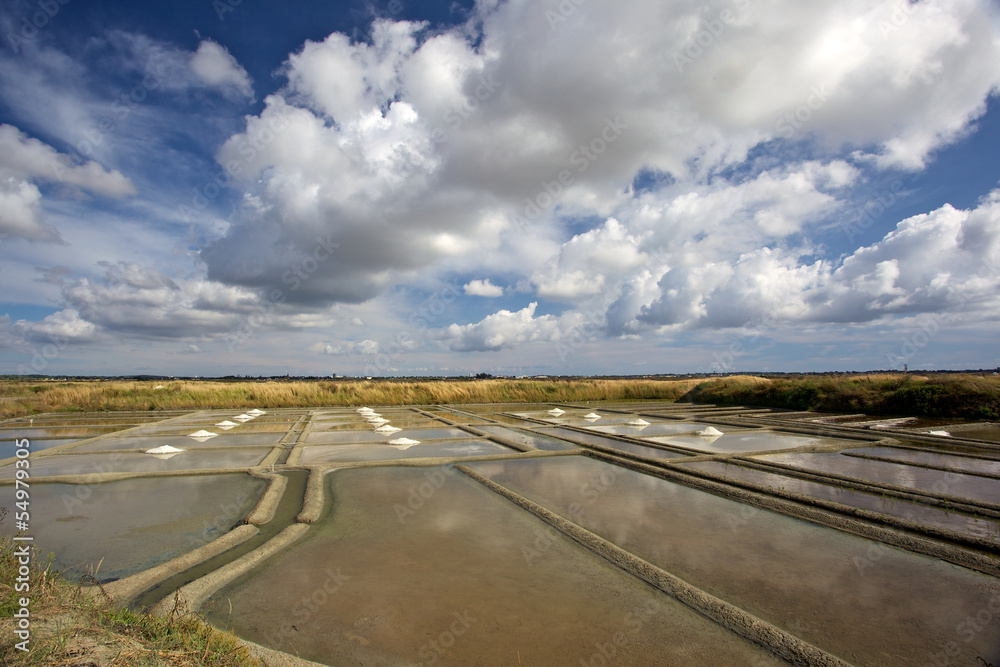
2, 402, 998, 666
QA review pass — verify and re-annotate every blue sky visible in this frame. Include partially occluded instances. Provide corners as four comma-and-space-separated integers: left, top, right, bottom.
1, 0, 999, 377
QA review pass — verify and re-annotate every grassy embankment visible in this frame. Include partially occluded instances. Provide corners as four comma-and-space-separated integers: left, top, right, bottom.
0, 511, 259, 666
682, 373, 1000, 421
0, 378, 700, 419
1, 373, 998, 421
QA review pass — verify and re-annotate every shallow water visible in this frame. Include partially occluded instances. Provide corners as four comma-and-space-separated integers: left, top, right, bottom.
757, 452, 1000, 505
0, 438, 89, 459
476, 425, 579, 451
0, 427, 127, 439
467, 456, 1000, 666
305, 427, 471, 444
203, 466, 786, 667
544, 427, 689, 460
0, 474, 267, 581
678, 460, 1000, 543
73, 432, 286, 452
308, 419, 437, 432
847, 446, 1000, 476
954, 427, 1000, 442
3, 417, 151, 426
0, 449, 268, 478
298, 440, 515, 464
649, 432, 859, 454
587, 421, 729, 436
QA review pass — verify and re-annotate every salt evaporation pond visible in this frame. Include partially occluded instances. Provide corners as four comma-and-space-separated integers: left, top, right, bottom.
0, 427, 127, 440
203, 466, 785, 666
757, 451, 1000, 505
73, 432, 286, 452
678, 460, 1000, 543
305, 427, 471, 444
298, 440, 515, 464
0, 449, 269, 478
844, 446, 1000, 476
545, 427, 690, 460
476, 425, 579, 451
647, 431, 861, 454
466, 456, 1000, 665
0, 474, 266, 581
585, 422, 731, 436
0, 438, 83, 459
309, 419, 437, 432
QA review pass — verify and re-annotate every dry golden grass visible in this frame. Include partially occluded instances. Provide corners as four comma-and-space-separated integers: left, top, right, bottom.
0, 378, 702, 419
0, 515, 259, 666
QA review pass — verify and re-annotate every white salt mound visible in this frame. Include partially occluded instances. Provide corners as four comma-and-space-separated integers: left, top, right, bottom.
248, 409, 266, 415
216, 420, 238, 429
548, 409, 566, 415
697, 426, 724, 437
375, 425, 402, 433
188, 430, 217, 438
233, 414, 254, 422
145, 445, 185, 454
357, 407, 374, 413
389, 438, 421, 446
928, 430, 952, 437
626, 419, 650, 426
584, 413, 601, 420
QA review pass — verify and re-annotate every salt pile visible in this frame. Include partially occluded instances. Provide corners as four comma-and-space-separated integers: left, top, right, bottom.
388, 437, 421, 450
584, 413, 601, 420
145, 445, 185, 454
248, 409, 266, 416
188, 430, 217, 439
697, 426, 724, 437
375, 424, 402, 433
625, 419, 650, 426
928, 430, 952, 437
216, 420, 238, 430
357, 407, 375, 414
548, 409, 566, 416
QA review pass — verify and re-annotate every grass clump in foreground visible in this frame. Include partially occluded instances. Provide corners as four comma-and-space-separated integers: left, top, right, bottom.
0, 514, 259, 666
